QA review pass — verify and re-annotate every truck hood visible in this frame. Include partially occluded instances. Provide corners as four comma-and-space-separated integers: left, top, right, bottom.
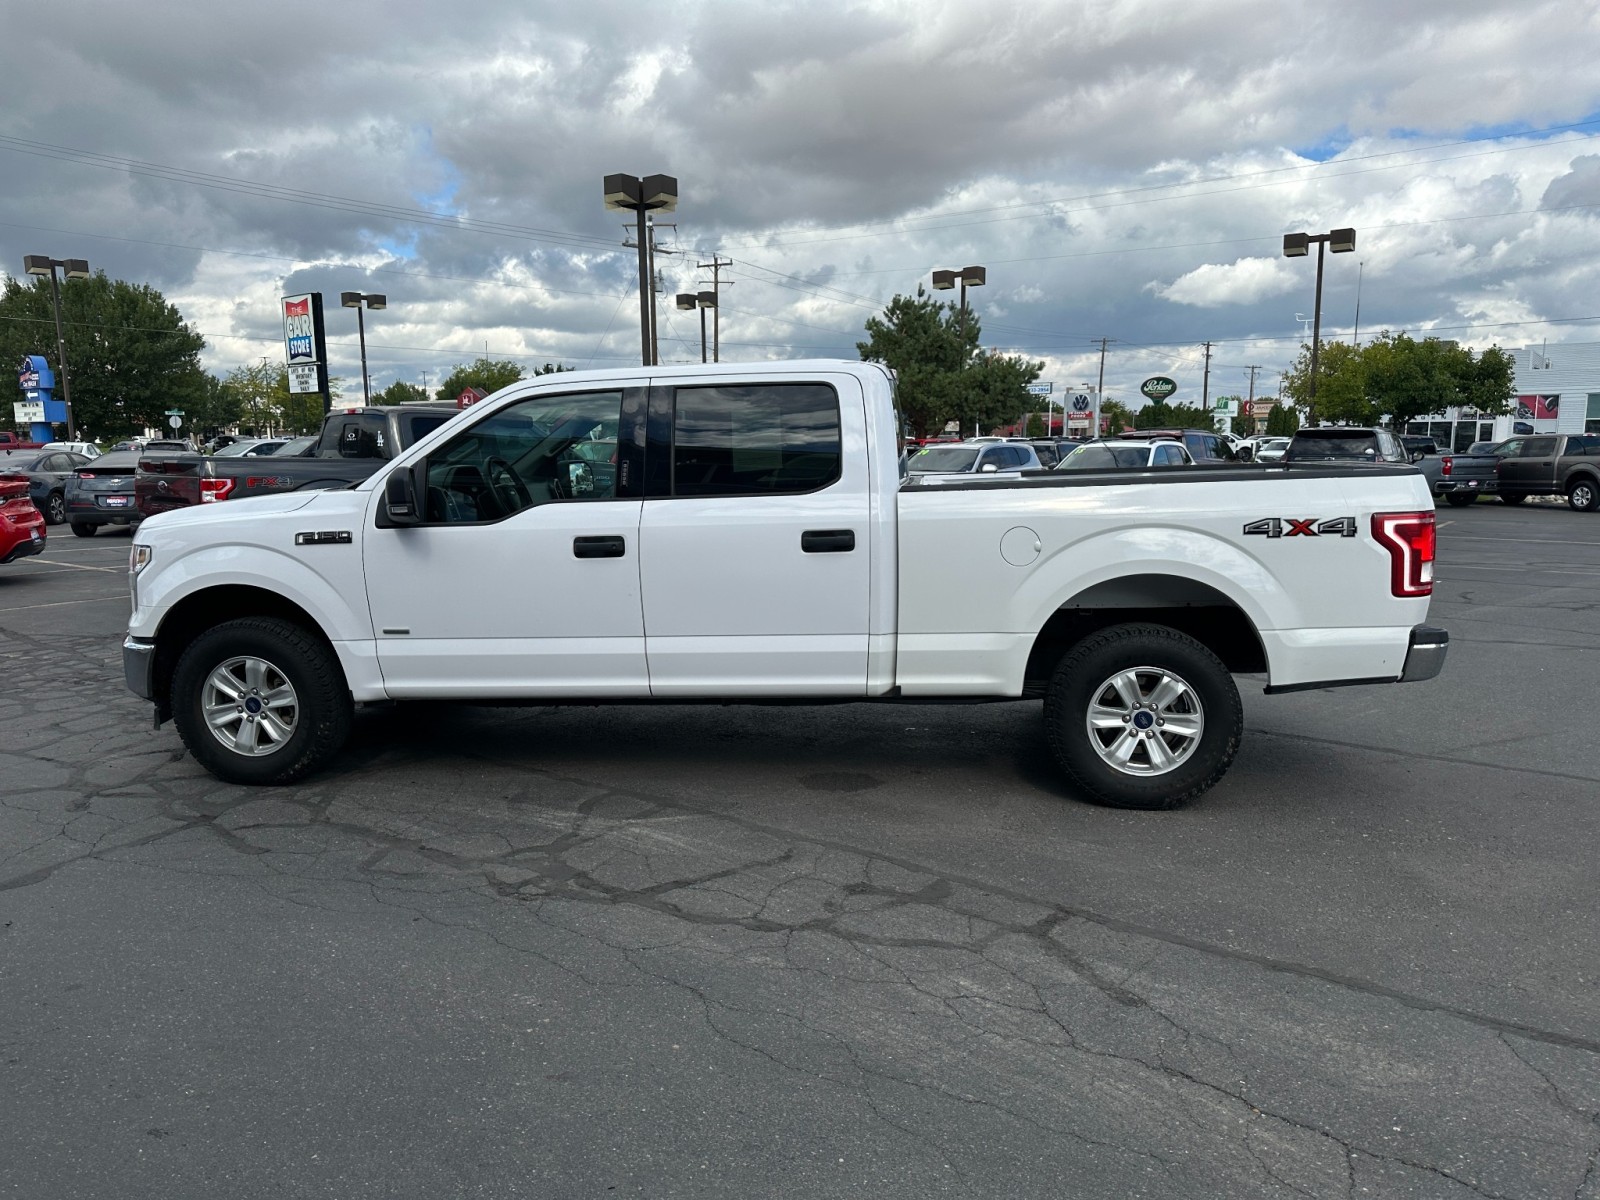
139, 490, 322, 533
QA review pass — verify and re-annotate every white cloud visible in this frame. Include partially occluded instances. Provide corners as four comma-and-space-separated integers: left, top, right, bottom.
3, 0, 1599, 398
1148, 257, 1297, 307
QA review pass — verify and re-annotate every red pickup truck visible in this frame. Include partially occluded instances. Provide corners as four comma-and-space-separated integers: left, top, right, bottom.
0, 432, 47, 451
136, 405, 459, 519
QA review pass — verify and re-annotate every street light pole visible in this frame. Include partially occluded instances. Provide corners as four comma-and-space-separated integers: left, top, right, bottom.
675, 291, 717, 363
931, 266, 987, 356
1283, 228, 1356, 415
604, 174, 678, 366
340, 292, 386, 404
22, 255, 90, 439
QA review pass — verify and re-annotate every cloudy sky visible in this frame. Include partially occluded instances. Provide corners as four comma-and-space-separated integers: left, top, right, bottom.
4, 0, 1599, 408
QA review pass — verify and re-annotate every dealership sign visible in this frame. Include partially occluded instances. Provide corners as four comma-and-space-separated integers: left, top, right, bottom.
1140, 376, 1177, 401
281, 293, 330, 399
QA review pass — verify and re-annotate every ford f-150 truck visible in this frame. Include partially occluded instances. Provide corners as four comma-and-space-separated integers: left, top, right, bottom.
134, 404, 459, 519
1492, 433, 1600, 510
122, 361, 1447, 810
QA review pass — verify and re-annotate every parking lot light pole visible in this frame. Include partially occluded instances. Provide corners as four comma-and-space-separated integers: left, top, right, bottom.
23, 255, 90, 439
931, 266, 987, 354
1282, 229, 1355, 411
675, 291, 717, 363
604, 174, 678, 366
340, 292, 386, 404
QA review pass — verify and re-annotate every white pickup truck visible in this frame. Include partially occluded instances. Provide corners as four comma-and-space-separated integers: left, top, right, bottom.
123, 360, 1446, 809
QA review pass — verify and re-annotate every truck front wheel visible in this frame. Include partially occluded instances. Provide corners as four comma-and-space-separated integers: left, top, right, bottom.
1044, 623, 1242, 810
1568, 479, 1600, 512
171, 617, 353, 785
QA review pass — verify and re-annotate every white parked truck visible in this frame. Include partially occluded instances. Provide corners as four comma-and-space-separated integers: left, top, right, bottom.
124, 361, 1446, 809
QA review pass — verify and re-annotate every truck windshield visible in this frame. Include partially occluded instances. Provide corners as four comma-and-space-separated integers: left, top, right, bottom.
909, 446, 980, 473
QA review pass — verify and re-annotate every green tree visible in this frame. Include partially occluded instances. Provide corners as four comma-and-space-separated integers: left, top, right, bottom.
1282, 334, 1515, 427
1100, 399, 1133, 435
1264, 402, 1301, 436
434, 358, 526, 402
190, 373, 245, 438
1134, 400, 1173, 429
1025, 411, 1045, 437
857, 287, 1041, 437
0, 270, 207, 440
376, 380, 427, 405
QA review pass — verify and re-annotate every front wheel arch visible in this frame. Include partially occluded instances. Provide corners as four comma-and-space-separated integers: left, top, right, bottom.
152, 584, 339, 714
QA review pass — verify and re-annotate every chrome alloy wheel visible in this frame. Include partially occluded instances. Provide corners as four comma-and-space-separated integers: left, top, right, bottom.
1085, 666, 1205, 776
201, 655, 299, 757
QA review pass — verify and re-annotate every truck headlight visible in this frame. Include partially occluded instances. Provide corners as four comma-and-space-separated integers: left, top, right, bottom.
129, 543, 153, 610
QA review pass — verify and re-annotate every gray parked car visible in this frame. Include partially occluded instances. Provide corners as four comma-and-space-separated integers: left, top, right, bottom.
905, 442, 1042, 481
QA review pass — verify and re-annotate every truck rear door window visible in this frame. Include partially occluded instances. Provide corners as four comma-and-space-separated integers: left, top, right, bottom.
671, 383, 841, 498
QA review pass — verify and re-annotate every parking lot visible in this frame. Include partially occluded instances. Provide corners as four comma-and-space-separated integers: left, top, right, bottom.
3, 503, 1599, 1200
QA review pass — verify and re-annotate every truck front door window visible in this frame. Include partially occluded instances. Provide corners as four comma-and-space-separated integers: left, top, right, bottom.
422, 391, 624, 522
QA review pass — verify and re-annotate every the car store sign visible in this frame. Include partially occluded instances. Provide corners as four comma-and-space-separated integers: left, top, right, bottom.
1140, 376, 1177, 401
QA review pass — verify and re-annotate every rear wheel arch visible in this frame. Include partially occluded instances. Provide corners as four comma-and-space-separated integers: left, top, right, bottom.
1023, 574, 1268, 697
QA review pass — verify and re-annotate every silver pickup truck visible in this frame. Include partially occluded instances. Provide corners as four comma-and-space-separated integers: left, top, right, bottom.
1416, 443, 1502, 507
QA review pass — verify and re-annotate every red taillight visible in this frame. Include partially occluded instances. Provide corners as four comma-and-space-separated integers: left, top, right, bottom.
1440, 455, 1452, 477
1372, 511, 1435, 597
199, 477, 236, 503
77, 471, 96, 480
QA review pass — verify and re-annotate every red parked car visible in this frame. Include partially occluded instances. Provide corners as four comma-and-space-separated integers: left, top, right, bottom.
0, 475, 47, 563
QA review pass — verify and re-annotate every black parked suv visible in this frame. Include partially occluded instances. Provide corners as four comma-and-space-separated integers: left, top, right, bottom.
1285, 427, 1412, 464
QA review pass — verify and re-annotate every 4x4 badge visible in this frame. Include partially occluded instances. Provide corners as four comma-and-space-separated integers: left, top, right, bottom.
1243, 517, 1358, 538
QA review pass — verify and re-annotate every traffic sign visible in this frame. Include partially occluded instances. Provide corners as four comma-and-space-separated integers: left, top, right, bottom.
168, 415, 182, 429
164, 408, 184, 416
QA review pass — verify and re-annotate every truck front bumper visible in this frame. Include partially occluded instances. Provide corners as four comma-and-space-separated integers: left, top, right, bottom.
123, 635, 156, 699
1399, 625, 1448, 683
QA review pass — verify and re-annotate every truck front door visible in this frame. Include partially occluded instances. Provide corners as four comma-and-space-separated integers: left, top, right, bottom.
638, 376, 872, 696
1498, 436, 1560, 498
364, 386, 649, 697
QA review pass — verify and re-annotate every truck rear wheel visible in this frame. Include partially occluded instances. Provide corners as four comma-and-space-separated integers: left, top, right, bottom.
1444, 493, 1477, 508
171, 617, 352, 785
1044, 623, 1242, 810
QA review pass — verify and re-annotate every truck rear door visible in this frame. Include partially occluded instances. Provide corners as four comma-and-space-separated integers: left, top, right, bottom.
637, 374, 872, 696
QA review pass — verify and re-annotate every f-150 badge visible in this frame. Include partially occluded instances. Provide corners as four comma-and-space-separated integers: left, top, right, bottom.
1243, 517, 1357, 538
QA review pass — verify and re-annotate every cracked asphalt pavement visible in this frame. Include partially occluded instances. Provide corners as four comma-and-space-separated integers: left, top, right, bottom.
3, 503, 1599, 1199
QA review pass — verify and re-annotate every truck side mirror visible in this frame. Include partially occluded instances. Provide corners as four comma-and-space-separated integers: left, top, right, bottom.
380, 467, 421, 526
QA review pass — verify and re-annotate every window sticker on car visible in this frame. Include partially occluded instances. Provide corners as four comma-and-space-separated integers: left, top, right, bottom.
1243, 517, 1357, 538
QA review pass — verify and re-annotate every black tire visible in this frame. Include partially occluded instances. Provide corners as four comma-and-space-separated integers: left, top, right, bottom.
1500, 492, 1525, 505
1444, 492, 1477, 508
1568, 478, 1600, 513
171, 617, 352, 785
1044, 623, 1242, 810
45, 491, 66, 525
70, 521, 97, 537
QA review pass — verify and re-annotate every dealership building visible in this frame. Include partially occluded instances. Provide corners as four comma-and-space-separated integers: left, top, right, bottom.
1404, 341, 1600, 451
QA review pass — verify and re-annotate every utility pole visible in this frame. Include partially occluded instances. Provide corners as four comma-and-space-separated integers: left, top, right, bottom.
1201, 341, 1213, 411
698, 255, 732, 362
1245, 365, 1260, 436
1095, 338, 1114, 434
